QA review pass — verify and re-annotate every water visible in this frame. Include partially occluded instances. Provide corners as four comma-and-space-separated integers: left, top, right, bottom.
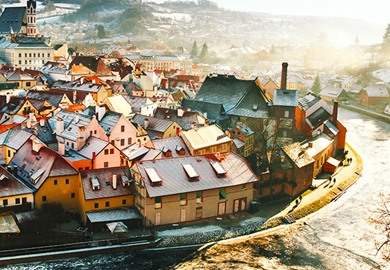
5, 108, 390, 269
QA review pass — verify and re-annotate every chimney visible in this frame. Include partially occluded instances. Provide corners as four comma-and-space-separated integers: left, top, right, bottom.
58, 139, 65, 156
6, 95, 10, 103
112, 175, 118, 190
80, 77, 84, 84
73, 90, 77, 103
9, 114, 14, 123
332, 101, 339, 124
281, 62, 288, 90
39, 118, 45, 127
114, 138, 120, 148
191, 122, 198, 130
13, 165, 18, 177
32, 139, 42, 154
96, 105, 106, 121
177, 108, 184, 117
56, 117, 64, 135
144, 118, 149, 129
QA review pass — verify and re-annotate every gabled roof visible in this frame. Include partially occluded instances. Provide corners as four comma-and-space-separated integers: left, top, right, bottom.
320, 86, 346, 98
0, 7, 26, 35
154, 107, 201, 131
1, 96, 25, 115
136, 152, 257, 198
69, 56, 113, 76
152, 137, 190, 158
48, 110, 93, 141
195, 75, 269, 118
80, 167, 132, 200
52, 80, 103, 93
0, 165, 33, 198
24, 120, 56, 145
5, 69, 35, 81
0, 127, 32, 150
298, 92, 322, 110
306, 107, 331, 129
362, 84, 389, 98
273, 90, 299, 107
98, 110, 123, 136
106, 95, 133, 118
181, 99, 230, 128
78, 136, 109, 159
181, 124, 231, 150
123, 96, 149, 113
10, 139, 79, 190
282, 142, 315, 169
132, 114, 174, 134
26, 90, 66, 108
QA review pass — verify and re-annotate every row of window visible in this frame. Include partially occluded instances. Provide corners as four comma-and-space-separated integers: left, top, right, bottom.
18, 59, 45, 65
53, 179, 70, 185
94, 199, 127, 209
2, 197, 28, 206
18, 53, 51, 58
154, 189, 228, 209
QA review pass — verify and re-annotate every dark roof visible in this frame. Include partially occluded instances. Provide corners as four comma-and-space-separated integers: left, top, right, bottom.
69, 56, 112, 76
273, 90, 299, 107
181, 99, 230, 129
122, 96, 147, 113
0, 165, 33, 197
27, 90, 64, 107
0, 82, 18, 90
132, 114, 174, 134
0, 7, 26, 35
298, 92, 322, 110
154, 107, 200, 131
306, 107, 331, 129
2, 96, 25, 115
195, 75, 269, 116
152, 137, 191, 158
24, 120, 56, 146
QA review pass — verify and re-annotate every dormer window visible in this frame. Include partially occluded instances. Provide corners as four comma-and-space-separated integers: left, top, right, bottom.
211, 162, 227, 178
182, 164, 199, 182
91, 177, 100, 190
145, 168, 162, 187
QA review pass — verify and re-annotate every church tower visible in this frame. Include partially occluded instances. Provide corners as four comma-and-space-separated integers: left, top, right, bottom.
26, 0, 37, 37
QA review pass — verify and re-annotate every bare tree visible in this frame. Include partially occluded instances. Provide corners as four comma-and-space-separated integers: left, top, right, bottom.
370, 193, 390, 262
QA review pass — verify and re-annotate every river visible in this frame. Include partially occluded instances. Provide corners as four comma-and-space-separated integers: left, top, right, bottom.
5, 108, 390, 269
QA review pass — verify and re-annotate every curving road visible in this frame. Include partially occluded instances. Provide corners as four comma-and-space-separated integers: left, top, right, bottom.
10, 108, 390, 270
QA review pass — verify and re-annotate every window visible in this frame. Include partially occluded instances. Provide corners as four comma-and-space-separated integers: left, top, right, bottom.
219, 188, 227, 200
94, 130, 97, 134
104, 149, 109, 155
128, 138, 132, 145
71, 142, 74, 149
195, 207, 202, 219
38, 53, 40, 57
22, 197, 27, 204
121, 139, 125, 146
71, 193, 75, 198
121, 125, 125, 132
242, 184, 247, 191
111, 140, 115, 145
42, 196, 47, 202
54, 179, 58, 185
48, 53, 51, 57
94, 203, 99, 209
3, 199, 8, 206
65, 179, 69, 185
110, 148, 114, 154
105, 201, 110, 207
25, 53, 27, 57
104, 162, 109, 168
19, 60, 22, 65
196, 191, 203, 203
155, 197, 162, 209
122, 199, 127, 205
15, 198, 20, 204
7, 149, 10, 157
180, 194, 187, 205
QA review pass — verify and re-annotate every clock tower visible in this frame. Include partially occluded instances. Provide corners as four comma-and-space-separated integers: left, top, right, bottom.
26, 0, 37, 37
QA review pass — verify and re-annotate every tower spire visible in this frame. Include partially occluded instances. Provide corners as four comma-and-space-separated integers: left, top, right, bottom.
26, 0, 37, 37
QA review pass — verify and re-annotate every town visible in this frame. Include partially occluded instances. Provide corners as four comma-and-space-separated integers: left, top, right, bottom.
0, 0, 389, 259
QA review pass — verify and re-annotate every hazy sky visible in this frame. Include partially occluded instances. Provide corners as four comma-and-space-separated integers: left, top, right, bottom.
156, 0, 389, 25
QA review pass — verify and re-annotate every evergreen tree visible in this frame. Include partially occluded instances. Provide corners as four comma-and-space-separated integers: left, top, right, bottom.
311, 75, 321, 95
383, 23, 390, 47
97, 25, 106, 39
190, 41, 198, 57
199, 42, 208, 60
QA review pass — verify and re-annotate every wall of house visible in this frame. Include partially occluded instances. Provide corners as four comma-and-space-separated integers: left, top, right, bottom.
0, 193, 34, 209
107, 116, 138, 150
16, 100, 39, 118
143, 183, 254, 226
312, 142, 334, 177
35, 174, 80, 213
162, 123, 181, 139
93, 145, 121, 169
3, 146, 16, 165
80, 194, 134, 224
187, 141, 231, 156
7, 47, 54, 70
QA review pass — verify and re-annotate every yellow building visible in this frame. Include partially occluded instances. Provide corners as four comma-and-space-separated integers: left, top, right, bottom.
132, 114, 182, 140
9, 139, 81, 213
78, 167, 138, 231
180, 124, 232, 156
0, 128, 34, 165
